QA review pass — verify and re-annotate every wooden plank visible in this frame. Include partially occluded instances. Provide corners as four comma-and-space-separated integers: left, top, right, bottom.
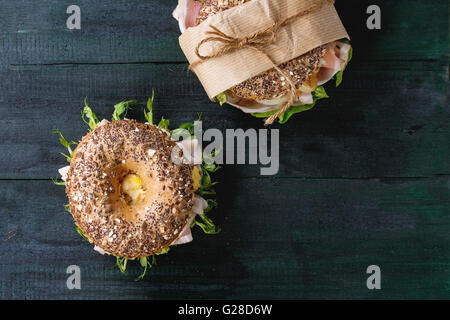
0, 178, 449, 299
0, 0, 448, 301
0, 0, 185, 65
0, 0, 448, 66
0, 59, 448, 179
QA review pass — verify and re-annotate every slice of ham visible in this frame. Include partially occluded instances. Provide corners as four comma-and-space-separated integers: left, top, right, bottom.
337, 42, 352, 66
94, 245, 111, 256
231, 101, 279, 114
172, 0, 202, 33
321, 43, 342, 70
171, 224, 194, 246
171, 195, 208, 246
176, 138, 203, 165
192, 194, 208, 215
58, 166, 70, 182
296, 92, 314, 105
317, 41, 350, 85
229, 91, 314, 113
96, 119, 110, 127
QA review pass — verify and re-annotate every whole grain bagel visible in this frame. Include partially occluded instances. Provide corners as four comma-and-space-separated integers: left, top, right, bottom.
196, 0, 325, 101
65, 120, 195, 259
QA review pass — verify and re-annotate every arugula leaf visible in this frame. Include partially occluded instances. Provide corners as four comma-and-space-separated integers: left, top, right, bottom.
52, 178, 65, 186
202, 163, 220, 173
139, 257, 148, 268
64, 205, 90, 243
112, 100, 139, 121
278, 103, 316, 124
171, 126, 193, 140
193, 165, 220, 232
171, 114, 203, 138
52, 128, 77, 163
156, 247, 170, 255
179, 122, 194, 130
116, 257, 128, 273
135, 257, 150, 281
76, 226, 89, 241
167, 122, 222, 235
313, 85, 329, 99
158, 117, 170, 131
135, 254, 158, 281
251, 86, 329, 124
135, 247, 171, 281
196, 169, 218, 197
192, 214, 221, 234
204, 199, 218, 214
202, 147, 222, 169
173, 122, 194, 136
144, 90, 155, 124
82, 98, 99, 131
278, 86, 328, 124
216, 92, 227, 106
251, 110, 277, 119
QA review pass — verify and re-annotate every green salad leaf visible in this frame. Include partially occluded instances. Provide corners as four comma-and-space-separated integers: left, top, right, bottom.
135, 256, 157, 281
191, 151, 221, 234
204, 199, 218, 214
156, 247, 171, 256
136, 257, 149, 280
76, 227, 89, 241
52, 128, 77, 163
52, 178, 65, 186
134, 246, 170, 281
116, 257, 128, 274
158, 117, 170, 131
82, 98, 99, 131
251, 86, 329, 124
112, 100, 139, 121
277, 86, 329, 124
144, 90, 155, 124
191, 213, 221, 234
312, 85, 329, 99
216, 92, 227, 106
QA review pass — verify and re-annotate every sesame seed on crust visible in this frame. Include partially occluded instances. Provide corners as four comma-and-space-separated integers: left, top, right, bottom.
65, 120, 194, 259
196, 0, 326, 101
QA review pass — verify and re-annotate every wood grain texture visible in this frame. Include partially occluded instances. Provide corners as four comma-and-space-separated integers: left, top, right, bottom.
1, 178, 449, 299
0, 60, 448, 179
1, 0, 448, 64
0, 0, 448, 299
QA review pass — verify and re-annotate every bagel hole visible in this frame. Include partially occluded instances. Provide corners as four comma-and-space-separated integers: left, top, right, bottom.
119, 172, 146, 205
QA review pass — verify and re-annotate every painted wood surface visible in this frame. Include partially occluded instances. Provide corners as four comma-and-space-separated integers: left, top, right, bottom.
0, 0, 448, 299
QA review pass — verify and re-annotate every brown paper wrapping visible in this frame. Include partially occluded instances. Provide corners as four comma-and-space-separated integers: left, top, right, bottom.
179, 0, 349, 100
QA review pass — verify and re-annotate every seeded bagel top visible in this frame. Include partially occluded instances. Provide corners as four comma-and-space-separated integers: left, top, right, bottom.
65, 120, 194, 259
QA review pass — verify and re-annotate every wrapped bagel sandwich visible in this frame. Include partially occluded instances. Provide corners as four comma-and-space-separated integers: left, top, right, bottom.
173, 0, 352, 124
54, 96, 220, 280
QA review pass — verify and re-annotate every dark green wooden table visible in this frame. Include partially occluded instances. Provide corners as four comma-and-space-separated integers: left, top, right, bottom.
0, 0, 449, 299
